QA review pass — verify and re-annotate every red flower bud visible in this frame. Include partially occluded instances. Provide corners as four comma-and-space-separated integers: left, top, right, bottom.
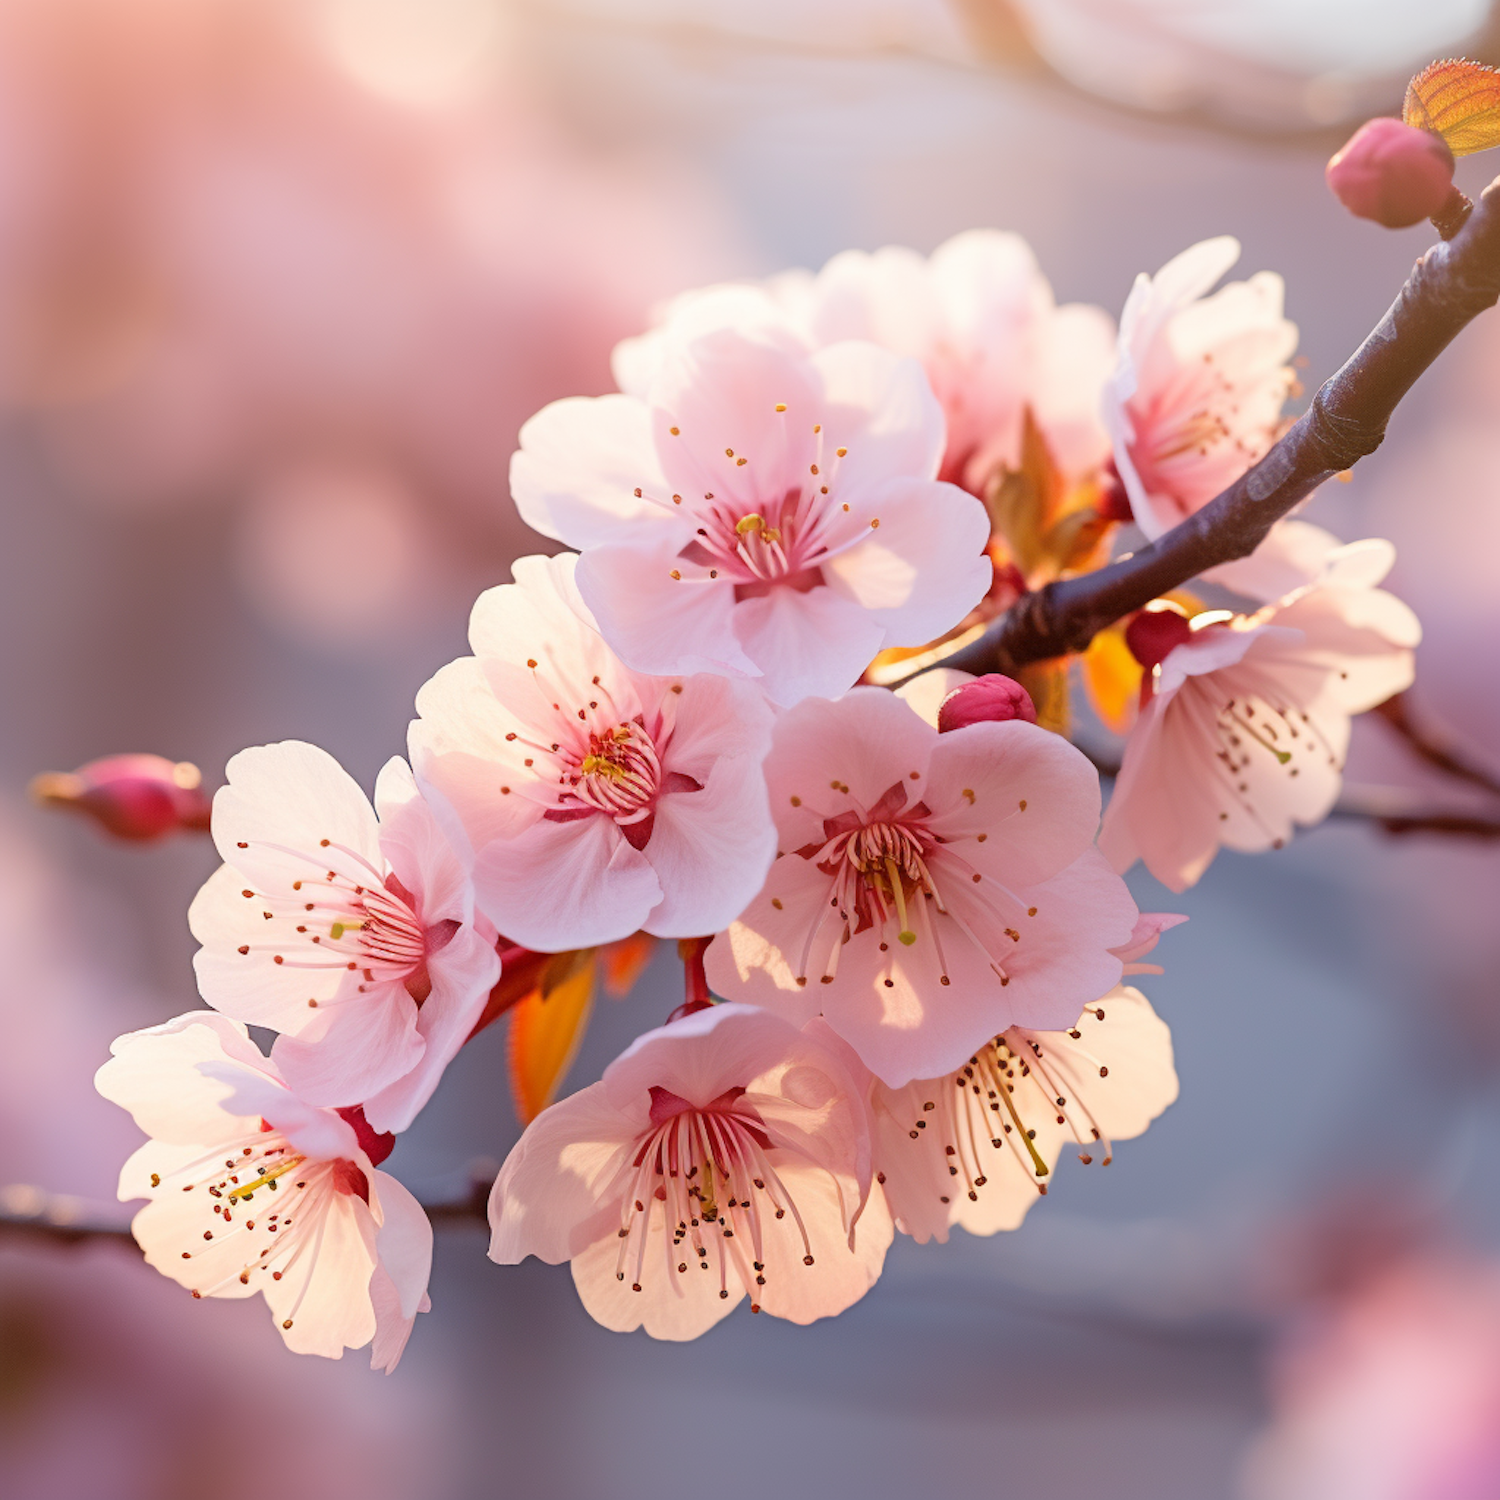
937, 674, 1038, 733
1125, 609, 1193, 672
29, 754, 212, 842
1326, 118, 1456, 229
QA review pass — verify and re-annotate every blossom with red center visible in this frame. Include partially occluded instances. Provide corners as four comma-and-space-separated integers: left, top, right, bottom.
488, 1004, 891, 1340
511, 316, 992, 706
95, 1011, 432, 1371
189, 742, 499, 1133
409, 552, 777, 951
1099, 540, 1422, 892
612, 230, 1118, 496
704, 689, 1138, 1087
869, 984, 1178, 1243
1103, 236, 1302, 597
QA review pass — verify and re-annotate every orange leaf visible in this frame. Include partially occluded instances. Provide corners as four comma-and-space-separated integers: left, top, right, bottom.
1014, 658, 1071, 738
1404, 58, 1500, 156
1081, 625, 1141, 737
506, 951, 597, 1125
601, 932, 655, 997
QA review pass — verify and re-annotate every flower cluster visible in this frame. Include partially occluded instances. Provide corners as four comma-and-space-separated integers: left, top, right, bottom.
96, 227, 1417, 1362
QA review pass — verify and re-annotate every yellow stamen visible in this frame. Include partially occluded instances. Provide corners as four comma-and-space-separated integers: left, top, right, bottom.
226, 1155, 306, 1201
885, 858, 917, 946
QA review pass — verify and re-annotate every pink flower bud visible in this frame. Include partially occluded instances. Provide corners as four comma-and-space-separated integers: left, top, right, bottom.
29, 753, 212, 841
1326, 118, 1455, 229
1125, 609, 1193, 672
937, 674, 1038, 733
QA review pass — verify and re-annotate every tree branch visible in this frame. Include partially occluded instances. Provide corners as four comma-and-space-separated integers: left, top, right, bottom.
1373, 693, 1500, 799
0, 1176, 493, 1252
908, 175, 1500, 680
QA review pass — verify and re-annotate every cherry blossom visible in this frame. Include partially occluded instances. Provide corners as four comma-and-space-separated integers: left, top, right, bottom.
511, 317, 992, 705
870, 984, 1177, 1244
488, 1003, 892, 1340
188, 741, 499, 1134
1104, 236, 1300, 596
704, 689, 1138, 1087
613, 230, 1117, 495
94, 1011, 432, 1371
410, 552, 777, 951
1099, 541, 1422, 891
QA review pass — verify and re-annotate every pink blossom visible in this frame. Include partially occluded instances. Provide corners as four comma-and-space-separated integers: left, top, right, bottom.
1104, 236, 1300, 596
614, 229, 1118, 494
870, 984, 1177, 1243
410, 552, 777, 950
94, 1011, 432, 1371
189, 741, 499, 1134
1245, 1258, 1500, 1500
488, 1003, 892, 1340
511, 319, 992, 705
704, 689, 1138, 1087
1099, 541, 1421, 891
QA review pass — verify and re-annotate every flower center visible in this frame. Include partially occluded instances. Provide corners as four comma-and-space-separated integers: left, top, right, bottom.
234, 845, 428, 996
610, 1087, 823, 1313
899, 1018, 1114, 1212
570, 722, 661, 822
168, 1127, 358, 1330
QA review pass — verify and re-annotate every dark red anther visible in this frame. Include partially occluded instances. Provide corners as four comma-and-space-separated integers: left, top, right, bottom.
937, 674, 1038, 733
29, 754, 213, 842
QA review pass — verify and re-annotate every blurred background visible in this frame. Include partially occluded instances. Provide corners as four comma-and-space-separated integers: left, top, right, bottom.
3, 2, 1500, 1497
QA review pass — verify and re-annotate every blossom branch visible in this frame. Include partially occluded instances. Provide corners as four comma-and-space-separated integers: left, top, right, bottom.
909, 176, 1500, 680
0, 1175, 494, 1251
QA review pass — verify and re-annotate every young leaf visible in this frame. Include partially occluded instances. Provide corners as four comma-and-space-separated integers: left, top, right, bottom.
1404, 58, 1500, 157
507, 952, 597, 1125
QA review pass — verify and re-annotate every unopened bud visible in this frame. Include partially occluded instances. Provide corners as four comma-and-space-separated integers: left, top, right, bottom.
1326, 118, 1455, 229
937, 674, 1038, 733
1125, 608, 1193, 672
29, 754, 212, 842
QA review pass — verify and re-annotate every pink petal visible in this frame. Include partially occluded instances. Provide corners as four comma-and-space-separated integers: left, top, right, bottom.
361, 923, 500, 1135
808, 341, 945, 488
95, 1010, 274, 1146
819, 474, 992, 646
511, 393, 675, 548
729, 583, 887, 706
922, 719, 1104, 886
576, 538, 761, 681
640, 749, 777, 938
270, 983, 425, 1112
472, 808, 662, 951
488, 1083, 638, 1266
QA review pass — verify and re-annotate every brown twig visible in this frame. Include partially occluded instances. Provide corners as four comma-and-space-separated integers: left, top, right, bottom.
903, 175, 1500, 681
0, 1177, 493, 1252
1073, 741, 1500, 839
1373, 693, 1500, 799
